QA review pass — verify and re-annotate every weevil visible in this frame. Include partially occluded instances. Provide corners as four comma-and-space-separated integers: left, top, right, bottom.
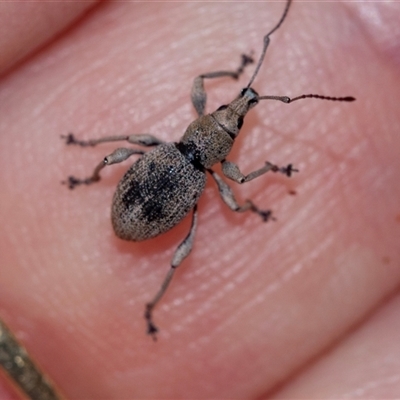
62, 0, 355, 340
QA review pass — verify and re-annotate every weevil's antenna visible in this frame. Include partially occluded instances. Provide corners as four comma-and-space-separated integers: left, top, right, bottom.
286, 94, 356, 102
258, 94, 356, 103
246, 0, 292, 89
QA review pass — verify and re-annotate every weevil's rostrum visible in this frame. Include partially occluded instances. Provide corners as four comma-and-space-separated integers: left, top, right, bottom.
62, 0, 355, 340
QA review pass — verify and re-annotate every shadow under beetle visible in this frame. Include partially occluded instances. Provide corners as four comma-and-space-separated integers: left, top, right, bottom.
62, 0, 355, 340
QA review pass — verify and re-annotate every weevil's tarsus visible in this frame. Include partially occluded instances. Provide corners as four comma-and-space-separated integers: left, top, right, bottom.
246, 0, 292, 89
279, 163, 299, 177
249, 203, 276, 222
191, 53, 254, 117
61, 133, 84, 145
62, 175, 97, 190
264, 162, 299, 177
145, 205, 198, 340
235, 53, 255, 79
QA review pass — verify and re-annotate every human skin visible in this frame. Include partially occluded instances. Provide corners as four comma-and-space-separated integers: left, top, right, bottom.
0, 1, 400, 398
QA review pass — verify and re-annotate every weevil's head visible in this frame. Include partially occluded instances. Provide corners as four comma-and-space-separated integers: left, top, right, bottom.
237, 87, 260, 110
211, 87, 259, 139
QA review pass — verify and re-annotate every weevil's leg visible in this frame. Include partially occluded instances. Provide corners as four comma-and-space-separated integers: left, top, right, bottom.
145, 205, 199, 341
62, 148, 144, 189
208, 169, 275, 222
221, 159, 298, 183
61, 133, 165, 148
191, 53, 254, 116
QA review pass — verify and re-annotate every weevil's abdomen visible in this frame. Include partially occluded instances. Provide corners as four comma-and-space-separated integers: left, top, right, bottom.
111, 143, 206, 241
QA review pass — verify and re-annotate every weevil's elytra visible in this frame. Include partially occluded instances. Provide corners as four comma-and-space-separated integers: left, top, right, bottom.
112, 143, 206, 241
61, 0, 355, 340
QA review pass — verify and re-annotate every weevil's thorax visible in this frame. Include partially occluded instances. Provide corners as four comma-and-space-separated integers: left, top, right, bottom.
178, 87, 260, 169
179, 115, 234, 169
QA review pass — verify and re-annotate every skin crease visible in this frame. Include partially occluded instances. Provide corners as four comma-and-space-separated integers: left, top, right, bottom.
0, 1, 400, 398
0, 1, 97, 75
